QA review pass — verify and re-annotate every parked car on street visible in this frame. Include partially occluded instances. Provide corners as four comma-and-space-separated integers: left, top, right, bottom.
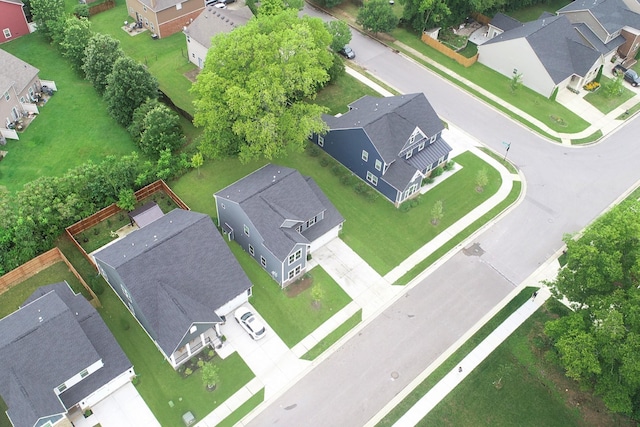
338, 45, 356, 59
612, 64, 640, 87
234, 307, 266, 340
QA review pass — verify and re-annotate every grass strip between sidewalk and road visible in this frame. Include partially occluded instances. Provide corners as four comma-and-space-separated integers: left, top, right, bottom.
301, 309, 363, 361
217, 388, 265, 427
394, 181, 522, 286
375, 286, 537, 427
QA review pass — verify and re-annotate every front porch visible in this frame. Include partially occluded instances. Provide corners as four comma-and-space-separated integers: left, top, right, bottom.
171, 328, 221, 367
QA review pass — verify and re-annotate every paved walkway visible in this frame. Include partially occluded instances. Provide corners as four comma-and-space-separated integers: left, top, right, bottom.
393, 41, 640, 143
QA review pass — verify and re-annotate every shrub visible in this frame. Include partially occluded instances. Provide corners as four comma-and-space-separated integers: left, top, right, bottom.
184, 368, 193, 376
197, 360, 204, 368
431, 166, 444, 178
331, 165, 343, 176
443, 161, 455, 171
89, 277, 104, 295
366, 190, 379, 203
207, 349, 214, 358
354, 182, 368, 194
319, 157, 329, 167
74, 4, 89, 18
307, 145, 320, 157
340, 174, 355, 186
399, 202, 411, 213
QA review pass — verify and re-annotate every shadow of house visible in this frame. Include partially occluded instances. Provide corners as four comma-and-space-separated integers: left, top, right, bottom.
93, 209, 253, 368
311, 93, 452, 207
214, 164, 344, 287
0, 282, 134, 427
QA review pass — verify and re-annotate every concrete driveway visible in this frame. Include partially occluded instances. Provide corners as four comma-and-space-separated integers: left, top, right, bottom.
68, 382, 160, 427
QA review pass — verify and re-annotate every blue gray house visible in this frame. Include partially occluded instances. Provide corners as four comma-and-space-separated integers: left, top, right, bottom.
214, 164, 344, 287
93, 209, 253, 368
0, 282, 134, 427
311, 93, 452, 207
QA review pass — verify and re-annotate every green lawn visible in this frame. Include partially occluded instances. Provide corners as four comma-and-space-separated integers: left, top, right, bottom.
217, 388, 264, 427
172, 149, 501, 276
416, 302, 635, 427
56, 236, 256, 426
583, 76, 637, 114
228, 242, 352, 348
314, 71, 382, 115
301, 309, 362, 360
0, 33, 138, 193
507, 0, 573, 22
389, 29, 589, 136
89, 0, 201, 116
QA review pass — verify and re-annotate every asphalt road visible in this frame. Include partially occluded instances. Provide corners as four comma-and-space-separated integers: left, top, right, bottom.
247, 8, 640, 426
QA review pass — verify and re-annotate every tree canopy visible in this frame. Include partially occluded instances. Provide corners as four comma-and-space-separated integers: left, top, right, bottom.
83, 33, 125, 95
104, 56, 159, 127
325, 20, 352, 52
30, 0, 65, 42
192, 11, 332, 163
61, 17, 93, 75
356, 0, 399, 34
545, 199, 640, 418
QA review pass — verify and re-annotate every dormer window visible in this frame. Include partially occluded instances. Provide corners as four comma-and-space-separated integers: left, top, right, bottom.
406, 150, 412, 159
430, 134, 437, 144
418, 141, 425, 151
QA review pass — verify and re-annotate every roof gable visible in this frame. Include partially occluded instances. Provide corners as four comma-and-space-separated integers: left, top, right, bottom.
185, 6, 254, 48
0, 49, 39, 95
558, 0, 640, 33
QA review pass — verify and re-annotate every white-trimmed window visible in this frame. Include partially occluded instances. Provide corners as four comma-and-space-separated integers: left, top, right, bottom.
406, 150, 413, 159
190, 325, 197, 334
288, 269, 295, 279
296, 225, 302, 233
244, 224, 250, 236
20, 96, 25, 103
176, 2, 182, 9
375, 159, 382, 171
318, 135, 324, 147
362, 150, 368, 162
150, 23, 154, 31
80, 369, 89, 378
260, 256, 267, 268
3, 92, 9, 101
306, 216, 316, 227
3, 29, 11, 39
288, 249, 302, 264
418, 141, 425, 151
366, 171, 378, 186
430, 134, 437, 143
143, 5, 147, 11
57, 383, 67, 393
438, 155, 445, 164
120, 284, 132, 302
248, 244, 254, 255
144, 18, 149, 26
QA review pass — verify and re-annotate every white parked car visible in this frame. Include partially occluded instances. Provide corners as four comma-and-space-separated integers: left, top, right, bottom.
234, 307, 266, 340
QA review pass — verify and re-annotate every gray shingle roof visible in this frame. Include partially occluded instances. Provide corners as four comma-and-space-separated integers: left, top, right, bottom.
490, 12, 522, 31
0, 49, 39, 95
323, 93, 451, 191
94, 209, 252, 356
216, 164, 344, 260
0, 282, 131, 427
558, 0, 640, 33
483, 15, 601, 83
138, 0, 198, 13
574, 22, 625, 53
185, 6, 253, 48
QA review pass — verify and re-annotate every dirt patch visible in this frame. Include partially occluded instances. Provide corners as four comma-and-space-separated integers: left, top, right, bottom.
284, 275, 314, 298
184, 68, 201, 83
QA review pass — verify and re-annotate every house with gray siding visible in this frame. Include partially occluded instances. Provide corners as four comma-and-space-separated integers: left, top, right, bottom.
93, 209, 253, 368
0, 282, 134, 427
214, 164, 344, 287
312, 93, 452, 207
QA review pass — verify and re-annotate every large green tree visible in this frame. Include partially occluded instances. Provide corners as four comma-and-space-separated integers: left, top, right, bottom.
30, 0, 65, 42
61, 17, 93, 75
138, 104, 186, 157
325, 20, 352, 52
545, 199, 640, 418
104, 57, 159, 127
356, 0, 399, 34
192, 11, 332, 163
400, 0, 451, 32
83, 34, 125, 95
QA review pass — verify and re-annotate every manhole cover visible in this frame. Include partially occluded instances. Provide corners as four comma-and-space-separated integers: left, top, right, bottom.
391, 371, 399, 380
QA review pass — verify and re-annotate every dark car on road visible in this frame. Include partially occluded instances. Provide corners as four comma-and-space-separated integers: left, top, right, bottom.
613, 64, 640, 87
339, 45, 356, 59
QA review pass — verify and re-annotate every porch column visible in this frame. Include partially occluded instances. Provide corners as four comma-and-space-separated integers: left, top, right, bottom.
185, 342, 191, 357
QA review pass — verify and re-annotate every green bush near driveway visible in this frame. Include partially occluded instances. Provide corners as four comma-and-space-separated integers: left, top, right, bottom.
228, 242, 352, 348
583, 76, 636, 114
0, 33, 138, 193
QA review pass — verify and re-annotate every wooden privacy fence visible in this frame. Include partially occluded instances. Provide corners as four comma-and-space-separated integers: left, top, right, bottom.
0, 248, 100, 307
65, 180, 190, 269
89, 0, 115, 15
421, 33, 479, 68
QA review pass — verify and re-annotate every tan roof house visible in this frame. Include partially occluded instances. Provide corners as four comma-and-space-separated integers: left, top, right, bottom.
184, 5, 253, 68
126, 0, 205, 39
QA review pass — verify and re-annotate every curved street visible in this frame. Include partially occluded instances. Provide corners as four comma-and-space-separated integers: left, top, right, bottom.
244, 9, 640, 427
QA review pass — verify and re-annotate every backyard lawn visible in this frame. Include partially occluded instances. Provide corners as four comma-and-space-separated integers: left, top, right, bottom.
507, 0, 572, 22
229, 243, 352, 348
0, 33, 138, 193
89, 0, 200, 116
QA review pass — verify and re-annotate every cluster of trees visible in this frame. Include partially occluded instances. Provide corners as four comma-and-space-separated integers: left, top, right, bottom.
0, 152, 191, 275
192, 4, 345, 163
545, 199, 640, 419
